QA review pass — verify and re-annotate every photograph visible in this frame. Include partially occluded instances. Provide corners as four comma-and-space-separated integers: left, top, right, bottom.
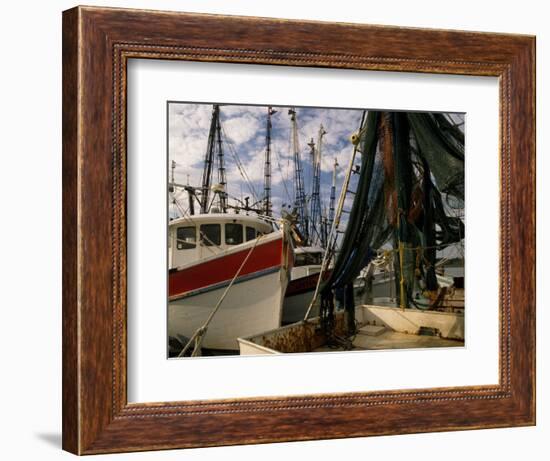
167, 103, 465, 358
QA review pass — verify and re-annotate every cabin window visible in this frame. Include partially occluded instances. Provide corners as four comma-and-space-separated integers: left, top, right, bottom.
225, 223, 243, 245
245, 226, 256, 242
176, 226, 196, 250
200, 224, 221, 246
295, 252, 323, 267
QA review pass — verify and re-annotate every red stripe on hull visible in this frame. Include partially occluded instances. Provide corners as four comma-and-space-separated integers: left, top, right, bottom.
169, 237, 285, 299
285, 270, 332, 297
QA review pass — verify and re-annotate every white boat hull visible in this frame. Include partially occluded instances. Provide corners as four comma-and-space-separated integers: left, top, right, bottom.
169, 268, 288, 351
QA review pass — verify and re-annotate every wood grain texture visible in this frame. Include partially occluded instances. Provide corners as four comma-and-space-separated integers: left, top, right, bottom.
62, 5, 536, 455
61, 7, 79, 454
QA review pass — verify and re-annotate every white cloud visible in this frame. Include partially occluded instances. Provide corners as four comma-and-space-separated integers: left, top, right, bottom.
171, 104, 461, 222
222, 113, 262, 145
168, 103, 212, 169
169, 102, 364, 219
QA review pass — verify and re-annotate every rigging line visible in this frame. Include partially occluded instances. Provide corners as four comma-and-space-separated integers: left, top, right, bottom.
225, 146, 256, 199
298, 126, 314, 191
170, 193, 188, 218
169, 211, 219, 256
181, 202, 225, 251
219, 126, 252, 188
220, 126, 260, 202
304, 110, 367, 320
273, 146, 293, 204
177, 233, 265, 358
286, 124, 295, 202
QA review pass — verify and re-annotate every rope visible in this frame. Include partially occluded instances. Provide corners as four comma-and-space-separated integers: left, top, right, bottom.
221, 126, 260, 202
302, 113, 366, 321
274, 144, 293, 204
169, 192, 188, 218
177, 233, 264, 357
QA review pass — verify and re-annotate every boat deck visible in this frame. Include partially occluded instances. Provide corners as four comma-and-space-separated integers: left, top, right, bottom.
313, 329, 463, 353
238, 305, 465, 356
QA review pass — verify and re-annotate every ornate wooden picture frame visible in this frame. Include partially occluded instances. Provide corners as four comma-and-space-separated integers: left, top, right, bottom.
62, 6, 535, 454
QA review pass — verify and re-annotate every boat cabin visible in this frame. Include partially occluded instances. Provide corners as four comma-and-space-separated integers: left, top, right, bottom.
291, 246, 324, 279
168, 213, 273, 269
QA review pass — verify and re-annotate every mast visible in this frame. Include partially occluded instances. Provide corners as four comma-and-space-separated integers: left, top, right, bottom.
169, 160, 177, 218
263, 106, 276, 216
310, 124, 326, 247
289, 108, 309, 244
200, 105, 219, 213
200, 104, 227, 214
170, 160, 176, 190
307, 137, 315, 219
215, 110, 227, 213
328, 157, 338, 231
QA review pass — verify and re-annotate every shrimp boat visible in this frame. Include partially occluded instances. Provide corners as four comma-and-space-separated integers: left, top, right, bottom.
168, 104, 294, 353
168, 213, 293, 351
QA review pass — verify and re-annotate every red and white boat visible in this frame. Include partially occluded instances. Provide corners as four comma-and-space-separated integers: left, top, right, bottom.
282, 246, 325, 323
168, 213, 293, 351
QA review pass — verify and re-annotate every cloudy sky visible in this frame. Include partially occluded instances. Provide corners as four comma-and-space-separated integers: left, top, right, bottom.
168, 102, 365, 220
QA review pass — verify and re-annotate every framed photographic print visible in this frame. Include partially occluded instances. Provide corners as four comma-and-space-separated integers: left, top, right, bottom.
62, 6, 535, 454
